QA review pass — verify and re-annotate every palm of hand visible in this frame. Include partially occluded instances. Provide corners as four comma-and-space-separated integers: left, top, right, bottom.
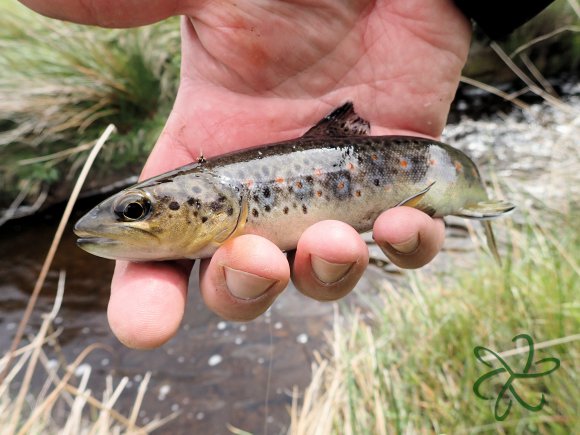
144, 0, 471, 176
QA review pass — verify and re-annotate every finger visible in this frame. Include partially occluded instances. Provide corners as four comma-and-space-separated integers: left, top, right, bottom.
291, 221, 369, 301
373, 206, 445, 269
199, 235, 290, 321
19, 0, 185, 27
108, 260, 192, 349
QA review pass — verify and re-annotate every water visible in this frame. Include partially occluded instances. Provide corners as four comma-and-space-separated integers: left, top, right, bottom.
0, 85, 578, 433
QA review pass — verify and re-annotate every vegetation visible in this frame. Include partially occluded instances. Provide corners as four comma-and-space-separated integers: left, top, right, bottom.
290, 207, 580, 434
0, 276, 175, 433
0, 0, 179, 208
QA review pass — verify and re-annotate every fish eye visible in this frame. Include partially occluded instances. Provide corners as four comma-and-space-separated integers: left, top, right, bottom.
113, 193, 151, 222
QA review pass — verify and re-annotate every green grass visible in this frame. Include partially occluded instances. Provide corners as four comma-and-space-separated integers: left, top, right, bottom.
291, 209, 579, 434
0, 1, 180, 206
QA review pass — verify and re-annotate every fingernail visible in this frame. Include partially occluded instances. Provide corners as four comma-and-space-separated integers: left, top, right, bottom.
224, 267, 278, 300
311, 255, 354, 284
390, 234, 419, 254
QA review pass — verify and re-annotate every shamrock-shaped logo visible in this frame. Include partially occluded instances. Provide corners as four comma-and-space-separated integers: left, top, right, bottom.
473, 333, 560, 421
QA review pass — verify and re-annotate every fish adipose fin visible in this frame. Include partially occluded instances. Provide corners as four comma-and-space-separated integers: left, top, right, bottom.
303, 102, 370, 137
455, 200, 515, 220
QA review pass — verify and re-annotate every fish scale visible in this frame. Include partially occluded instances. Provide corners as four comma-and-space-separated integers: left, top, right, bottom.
74, 103, 515, 262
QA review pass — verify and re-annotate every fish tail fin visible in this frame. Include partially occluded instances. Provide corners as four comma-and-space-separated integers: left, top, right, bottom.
482, 220, 502, 266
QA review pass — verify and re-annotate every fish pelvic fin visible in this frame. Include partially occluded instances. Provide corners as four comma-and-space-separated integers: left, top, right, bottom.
396, 181, 436, 209
455, 200, 515, 220
303, 102, 370, 137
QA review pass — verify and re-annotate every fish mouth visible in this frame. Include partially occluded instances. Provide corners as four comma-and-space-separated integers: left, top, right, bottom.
76, 236, 119, 246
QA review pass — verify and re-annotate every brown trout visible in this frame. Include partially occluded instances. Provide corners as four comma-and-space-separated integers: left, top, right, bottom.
74, 103, 514, 262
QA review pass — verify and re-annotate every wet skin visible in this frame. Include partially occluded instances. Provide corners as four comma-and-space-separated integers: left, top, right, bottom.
21, 0, 471, 348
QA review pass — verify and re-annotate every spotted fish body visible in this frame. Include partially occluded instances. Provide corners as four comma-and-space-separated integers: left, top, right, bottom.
74, 103, 514, 262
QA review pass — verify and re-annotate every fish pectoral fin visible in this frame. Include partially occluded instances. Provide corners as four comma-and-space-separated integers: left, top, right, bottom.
455, 200, 515, 220
214, 200, 248, 244
303, 102, 370, 137
395, 182, 436, 209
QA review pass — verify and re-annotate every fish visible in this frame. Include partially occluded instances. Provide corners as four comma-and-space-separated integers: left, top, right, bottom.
74, 102, 515, 262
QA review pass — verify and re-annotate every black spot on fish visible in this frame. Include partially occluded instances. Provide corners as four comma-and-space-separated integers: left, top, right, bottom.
265, 205, 271, 212
252, 208, 259, 217
302, 204, 308, 214
283, 206, 289, 214
292, 203, 297, 209
210, 201, 224, 212
201, 216, 208, 223
193, 211, 198, 217
218, 194, 227, 202
169, 201, 180, 211
374, 178, 380, 187
187, 198, 201, 209
254, 184, 276, 208
227, 207, 234, 216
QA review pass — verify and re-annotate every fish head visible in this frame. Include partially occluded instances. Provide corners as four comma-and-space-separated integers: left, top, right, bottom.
74, 173, 243, 261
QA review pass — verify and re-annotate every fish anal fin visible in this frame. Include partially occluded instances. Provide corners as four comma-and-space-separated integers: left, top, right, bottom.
456, 200, 515, 220
482, 220, 502, 265
303, 102, 370, 137
396, 182, 436, 209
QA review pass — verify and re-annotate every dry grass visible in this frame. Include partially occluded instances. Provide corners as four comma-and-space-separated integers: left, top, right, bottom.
0, 126, 175, 434
0, 272, 176, 434
290, 207, 579, 434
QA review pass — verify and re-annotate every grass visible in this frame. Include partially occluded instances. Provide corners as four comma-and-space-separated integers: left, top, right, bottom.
0, 271, 176, 434
0, 127, 175, 434
290, 207, 579, 434
0, 0, 180, 207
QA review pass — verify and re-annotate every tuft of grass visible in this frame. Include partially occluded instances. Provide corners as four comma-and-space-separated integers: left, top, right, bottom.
290, 208, 579, 434
0, 1, 180, 207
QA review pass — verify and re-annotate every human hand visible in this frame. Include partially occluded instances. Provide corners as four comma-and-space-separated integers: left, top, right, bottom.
22, 0, 470, 348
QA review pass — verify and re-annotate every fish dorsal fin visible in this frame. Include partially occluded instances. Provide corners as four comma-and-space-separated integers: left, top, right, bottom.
303, 102, 370, 137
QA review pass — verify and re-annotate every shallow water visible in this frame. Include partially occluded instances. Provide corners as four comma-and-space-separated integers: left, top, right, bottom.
0, 85, 578, 433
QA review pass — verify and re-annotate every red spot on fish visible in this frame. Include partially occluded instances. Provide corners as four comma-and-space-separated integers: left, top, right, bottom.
246, 179, 254, 188
337, 181, 345, 190
355, 190, 361, 197
429, 159, 437, 166
400, 159, 408, 168
275, 177, 285, 184
316, 190, 323, 197
314, 168, 323, 177
295, 181, 303, 189
347, 162, 355, 171
454, 161, 463, 172
371, 154, 378, 161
